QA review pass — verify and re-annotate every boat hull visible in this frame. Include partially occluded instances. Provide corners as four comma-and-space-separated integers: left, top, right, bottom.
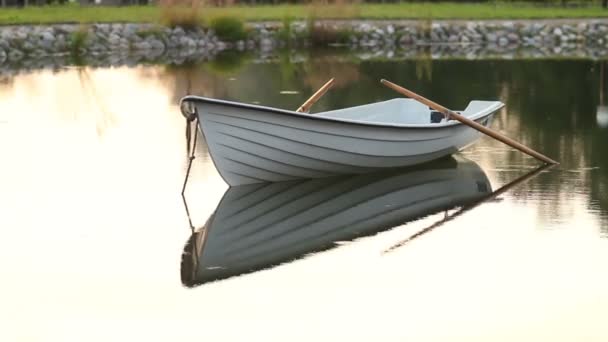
187, 98, 500, 186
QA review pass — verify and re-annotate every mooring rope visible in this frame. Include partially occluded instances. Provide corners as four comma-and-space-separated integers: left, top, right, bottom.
181, 102, 199, 234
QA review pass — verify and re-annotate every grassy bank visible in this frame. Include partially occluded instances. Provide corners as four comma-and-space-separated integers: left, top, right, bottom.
1, 3, 608, 25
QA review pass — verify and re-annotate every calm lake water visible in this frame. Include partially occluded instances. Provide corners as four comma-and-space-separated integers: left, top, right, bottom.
1, 51, 608, 341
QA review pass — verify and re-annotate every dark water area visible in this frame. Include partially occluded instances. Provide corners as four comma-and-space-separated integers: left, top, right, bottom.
1, 51, 607, 341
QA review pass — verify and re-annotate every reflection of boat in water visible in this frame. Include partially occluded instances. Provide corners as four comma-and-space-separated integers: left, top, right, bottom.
181, 156, 492, 286
180, 96, 503, 186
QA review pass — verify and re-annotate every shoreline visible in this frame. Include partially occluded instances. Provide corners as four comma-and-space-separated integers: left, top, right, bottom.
1, 18, 608, 67
1, 45, 606, 79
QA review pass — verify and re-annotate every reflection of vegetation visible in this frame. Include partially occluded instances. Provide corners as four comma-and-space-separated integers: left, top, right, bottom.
307, 17, 351, 46
310, 25, 351, 46
0, 77, 13, 88
210, 16, 248, 42
414, 49, 433, 82
278, 50, 297, 85
77, 68, 117, 137
277, 16, 295, 45
207, 50, 252, 75
302, 50, 362, 89
157, 62, 231, 102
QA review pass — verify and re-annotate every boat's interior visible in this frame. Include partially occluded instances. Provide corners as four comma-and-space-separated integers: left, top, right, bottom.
316, 98, 499, 126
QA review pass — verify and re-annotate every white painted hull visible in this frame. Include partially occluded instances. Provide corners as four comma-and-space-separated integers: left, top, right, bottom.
180, 156, 491, 286
181, 96, 504, 186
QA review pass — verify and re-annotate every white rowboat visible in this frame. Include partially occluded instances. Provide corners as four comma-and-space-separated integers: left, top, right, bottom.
180, 96, 504, 186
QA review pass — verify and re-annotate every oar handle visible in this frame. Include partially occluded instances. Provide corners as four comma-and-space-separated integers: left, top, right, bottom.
380, 79, 559, 165
296, 78, 335, 113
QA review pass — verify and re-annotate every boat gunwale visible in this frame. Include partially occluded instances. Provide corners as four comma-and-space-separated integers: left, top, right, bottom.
180, 95, 505, 129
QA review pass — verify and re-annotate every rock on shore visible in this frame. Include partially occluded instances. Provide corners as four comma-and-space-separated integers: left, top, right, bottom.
1, 19, 608, 65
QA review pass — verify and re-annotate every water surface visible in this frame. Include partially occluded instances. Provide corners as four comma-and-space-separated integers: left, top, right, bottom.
1, 52, 608, 341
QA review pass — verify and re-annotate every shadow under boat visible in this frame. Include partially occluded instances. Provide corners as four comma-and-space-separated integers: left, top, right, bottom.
181, 155, 494, 287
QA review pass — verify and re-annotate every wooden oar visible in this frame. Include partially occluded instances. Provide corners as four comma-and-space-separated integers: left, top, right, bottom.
296, 78, 335, 113
380, 79, 559, 165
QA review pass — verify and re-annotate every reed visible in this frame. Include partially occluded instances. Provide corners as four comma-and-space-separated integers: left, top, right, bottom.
159, 0, 204, 30
69, 24, 88, 58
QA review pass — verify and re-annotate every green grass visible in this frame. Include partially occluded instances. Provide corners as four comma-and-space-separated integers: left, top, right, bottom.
1, 3, 608, 25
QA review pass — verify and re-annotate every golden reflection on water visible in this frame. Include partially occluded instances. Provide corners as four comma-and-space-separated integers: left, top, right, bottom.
0, 67, 607, 342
